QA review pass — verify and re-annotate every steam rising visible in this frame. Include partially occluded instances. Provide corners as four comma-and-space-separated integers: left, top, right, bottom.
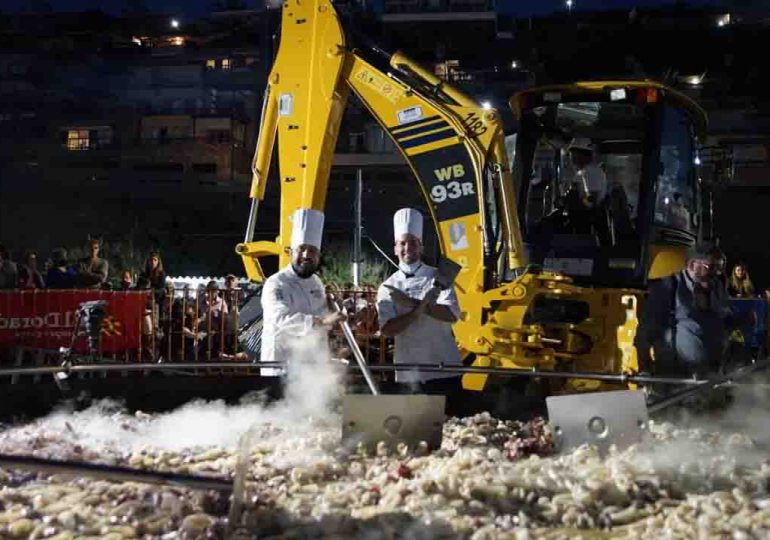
0, 328, 344, 456
636, 379, 770, 475
1, 352, 770, 536
1, 335, 769, 481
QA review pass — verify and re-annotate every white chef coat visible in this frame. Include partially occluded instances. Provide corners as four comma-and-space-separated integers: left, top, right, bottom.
376, 264, 462, 382
260, 265, 330, 376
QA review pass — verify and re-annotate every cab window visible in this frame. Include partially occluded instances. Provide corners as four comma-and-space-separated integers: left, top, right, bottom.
654, 105, 697, 232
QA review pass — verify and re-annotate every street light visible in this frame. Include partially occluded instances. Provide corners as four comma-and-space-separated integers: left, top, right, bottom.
170, 19, 180, 29
511, 60, 518, 69
566, 0, 574, 11
481, 101, 492, 110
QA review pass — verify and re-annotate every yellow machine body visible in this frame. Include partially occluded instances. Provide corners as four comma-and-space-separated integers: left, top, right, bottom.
237, 0, 708, 393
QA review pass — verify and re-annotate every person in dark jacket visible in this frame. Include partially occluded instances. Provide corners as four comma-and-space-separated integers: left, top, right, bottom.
45, 248, 77, 289
635, 242, 740, 378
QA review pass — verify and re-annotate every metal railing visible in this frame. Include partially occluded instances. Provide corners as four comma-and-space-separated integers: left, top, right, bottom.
0, 286, 392, 381
327, 286, 390, 366
0, 287, 247, 379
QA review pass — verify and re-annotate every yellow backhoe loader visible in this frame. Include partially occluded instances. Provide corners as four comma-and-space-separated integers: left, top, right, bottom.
236, 0, 710, 396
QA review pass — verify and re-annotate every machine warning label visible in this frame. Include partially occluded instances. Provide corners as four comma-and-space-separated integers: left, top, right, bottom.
397, 106, 423, 125
449, 222, 469, 251
279, 93, 293, 116
354, 68, 404, 103
408, 144, 478, 221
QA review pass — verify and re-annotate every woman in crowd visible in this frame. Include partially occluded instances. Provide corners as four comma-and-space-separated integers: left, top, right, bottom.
18, 250, 45, 288
140, 251, 166, 290
140, 250, 167, 310
728, 263, 756, 298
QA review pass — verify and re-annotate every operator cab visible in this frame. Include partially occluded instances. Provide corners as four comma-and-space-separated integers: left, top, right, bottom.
510, 83, 706, 288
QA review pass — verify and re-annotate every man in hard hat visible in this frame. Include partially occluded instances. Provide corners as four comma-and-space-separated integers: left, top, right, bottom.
259, 208, 345, 376
376, 208, 462, 397
566, 137, 607, 205
560, 137, 611, 242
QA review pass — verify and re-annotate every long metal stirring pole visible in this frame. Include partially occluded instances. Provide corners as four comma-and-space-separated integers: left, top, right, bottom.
0, 454, 232, 492
339, 319, 380, 395
2, 360, 767, 389
329, 296, 380, 395
647, 357, 770, 414
0, 361, 720, 386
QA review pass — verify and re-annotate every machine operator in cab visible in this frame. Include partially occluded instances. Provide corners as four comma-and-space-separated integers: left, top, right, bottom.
561, 137, 611, 242
565, 137, 607, 205
376, 208, 463, 400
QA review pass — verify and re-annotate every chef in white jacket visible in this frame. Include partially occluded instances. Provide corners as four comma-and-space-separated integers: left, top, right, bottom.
260, 208, 344, 376
376, 208, 462, 394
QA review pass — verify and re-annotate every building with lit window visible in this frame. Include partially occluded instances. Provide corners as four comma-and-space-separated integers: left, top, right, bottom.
2, 3, 770, 277
0, 9, 273, 275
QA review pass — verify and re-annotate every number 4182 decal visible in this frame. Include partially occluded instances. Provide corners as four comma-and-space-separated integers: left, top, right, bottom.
464, 112, 487, 136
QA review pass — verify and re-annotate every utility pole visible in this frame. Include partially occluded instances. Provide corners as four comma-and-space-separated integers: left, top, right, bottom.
352, 168, 363, 287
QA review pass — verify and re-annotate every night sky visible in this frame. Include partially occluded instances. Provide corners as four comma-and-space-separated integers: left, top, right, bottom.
0, 0, 723, 18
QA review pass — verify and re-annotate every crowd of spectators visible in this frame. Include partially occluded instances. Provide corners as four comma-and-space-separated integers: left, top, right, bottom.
0, 240, 181, 294
1, 240, 245, 362
157, 277, 241, 362
7, 237, 765, 367
1, 239, 111, 290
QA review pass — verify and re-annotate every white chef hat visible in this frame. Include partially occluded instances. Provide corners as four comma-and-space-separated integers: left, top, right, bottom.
393, 208, 423, 241
290, 208, 325, 249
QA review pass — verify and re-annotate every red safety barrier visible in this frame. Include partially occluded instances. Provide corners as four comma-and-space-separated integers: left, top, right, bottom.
0, 289, 149, 354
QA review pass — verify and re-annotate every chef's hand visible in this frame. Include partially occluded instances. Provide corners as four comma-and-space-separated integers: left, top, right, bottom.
424, 287, 441, 304
317, 311, 346, 328
417, 287, 441, 313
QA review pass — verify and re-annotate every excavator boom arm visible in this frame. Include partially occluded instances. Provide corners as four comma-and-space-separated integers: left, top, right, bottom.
236, 0, 659, 395
236, 0, 525, 354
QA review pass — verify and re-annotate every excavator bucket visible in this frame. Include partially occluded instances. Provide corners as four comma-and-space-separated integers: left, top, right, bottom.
546, 390, 648, 454
342, 394, 446, 452
336, 261, 460, 453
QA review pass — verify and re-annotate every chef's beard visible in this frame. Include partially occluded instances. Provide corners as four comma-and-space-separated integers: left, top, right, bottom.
292, 261, 318, 279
